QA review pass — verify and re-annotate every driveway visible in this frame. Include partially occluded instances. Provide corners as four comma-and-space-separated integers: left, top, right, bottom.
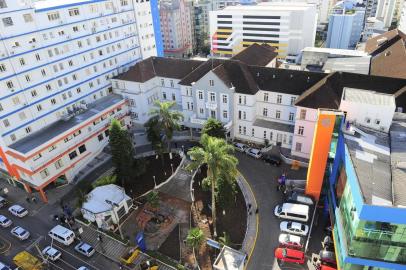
236, 152, 308, 270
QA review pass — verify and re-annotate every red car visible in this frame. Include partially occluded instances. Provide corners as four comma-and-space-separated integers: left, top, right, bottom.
274, 248, 305, 264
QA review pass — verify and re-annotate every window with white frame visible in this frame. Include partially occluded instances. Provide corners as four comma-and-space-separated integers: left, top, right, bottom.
238, 95, 242, 104
161, 79, 165, 86
210, 92, 215, 102
264, 93, 269, 102
223, 110, 228, 119
243, 126, 246, 135
209, 80, 214, 86
299, 109, 306, 120
251, 128, 255, 137
289, 112, 294, 121
277, 94, 282, 104
210, 110, 216, 118
276, 110, 281, 119
270, 131, 273, 141
23, 14, 33, 23
40, 168, 50, 179
298, 126, 304, 135
199, 108, 204, 114
163, 92, 167, 99
0, 64, 5, 72
222, 94, 227, 103
3, 119, 9, 127
239, 126, 242, 134
2, 17, 13, 27
172, 93, 176, 101
263, 130, 267, 139
290, 96, 296, 105
263, 108, 268, 117
243, 111, 246, 120
47, 12, 60, 21
198, 91, 203, 99
170, 80, 174, 87
68, 8, 80, 16
0, 0, 7, 8
295, 142, 302, 152
55, 159, 63, 169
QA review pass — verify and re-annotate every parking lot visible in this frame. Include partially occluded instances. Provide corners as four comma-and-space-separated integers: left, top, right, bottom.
236, 151, 331, 270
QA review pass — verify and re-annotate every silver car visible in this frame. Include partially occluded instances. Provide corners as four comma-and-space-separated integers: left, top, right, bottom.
280, 221, 309, 236
245, 148, 262, 159
11, 226, 30, 240
0, 215, 12, 228
74, 242, 95, 257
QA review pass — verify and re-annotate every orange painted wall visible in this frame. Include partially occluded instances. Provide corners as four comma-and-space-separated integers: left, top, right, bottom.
0, 146, 20, 179
305, 112, 336, 200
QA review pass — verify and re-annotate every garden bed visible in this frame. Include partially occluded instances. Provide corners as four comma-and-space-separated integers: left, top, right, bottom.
193, 165, 247, 249
158, 224, 181, 261
124, 153, 182, 198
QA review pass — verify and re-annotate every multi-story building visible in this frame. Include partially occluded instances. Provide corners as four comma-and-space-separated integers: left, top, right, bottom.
302, 87, 406, 269
326, 1, 366, 49
209, 2, 318, 60
363, 0, 378, 20
160, 0, 194, 58
0, 0, 160, 202
376, 0, 397, 27
112, 43, 406, 165
399, 0, 406, 31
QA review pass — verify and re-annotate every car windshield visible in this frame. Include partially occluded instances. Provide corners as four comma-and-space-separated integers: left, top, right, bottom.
17, 209, 25, 214
287, 222, 292, 229
277, 206, 282, 213
301, 225, 306, 230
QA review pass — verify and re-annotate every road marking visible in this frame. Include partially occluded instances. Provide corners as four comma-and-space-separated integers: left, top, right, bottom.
239, 172, 259, 270
25, 235, 44, 251
53, 242, 101, 270
0, 234, 11, 254
58, 258, 78, 269
49, 261, 70, 270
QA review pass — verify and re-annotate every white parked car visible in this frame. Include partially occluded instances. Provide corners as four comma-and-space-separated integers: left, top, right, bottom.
278, 233, 303, 249
280, 221, 309, 236
0, 215, 12, 228
234, 142, 248, 152
74, 242, 95, 257
0, 262, 12, 270
8, 205, 28, 218
0, 196, 7, 208
42, 246, 62, 261
11, 226, 30, 240
245, 148, 262, 159
77, 267, 90, 270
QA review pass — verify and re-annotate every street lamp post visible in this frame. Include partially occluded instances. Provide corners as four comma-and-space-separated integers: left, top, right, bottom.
153, 175, 157, 188
170, 163, 174, 174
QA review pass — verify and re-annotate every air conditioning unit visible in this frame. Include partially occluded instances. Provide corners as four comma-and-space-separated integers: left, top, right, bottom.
32, 45, 36, 48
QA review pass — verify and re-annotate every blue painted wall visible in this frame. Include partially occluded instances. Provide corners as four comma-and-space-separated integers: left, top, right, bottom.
150, 0, 163, 56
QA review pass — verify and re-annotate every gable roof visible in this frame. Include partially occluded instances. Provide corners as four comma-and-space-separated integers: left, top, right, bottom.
115, 57, 204, 83
295, 72, 406, 109
231, 43, 278, 66
365, 29, 406, 79
179, 58, 227, 86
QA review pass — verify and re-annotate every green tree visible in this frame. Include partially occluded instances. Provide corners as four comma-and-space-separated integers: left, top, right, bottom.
145, 117, 165, 166
149, 100, 183, 151
187, 134, 238, 237
92, 175, 117, 188
186, 227, 205, 249
202, 118, 226, 139
109, 119, 135, 188
146, 190, 160, 208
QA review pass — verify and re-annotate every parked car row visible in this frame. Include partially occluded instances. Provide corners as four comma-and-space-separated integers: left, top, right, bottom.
274, 194, 315, 265
233, 142, 282, 165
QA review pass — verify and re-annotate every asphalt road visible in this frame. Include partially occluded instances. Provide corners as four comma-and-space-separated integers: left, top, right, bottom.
236, 152, 309, 270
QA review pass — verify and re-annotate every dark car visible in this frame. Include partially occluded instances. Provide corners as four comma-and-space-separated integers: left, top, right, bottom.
319, 250, 337, 266
262, 155, 282, 166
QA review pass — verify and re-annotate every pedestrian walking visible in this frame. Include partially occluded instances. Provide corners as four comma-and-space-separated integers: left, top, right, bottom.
255, 207, 259, 214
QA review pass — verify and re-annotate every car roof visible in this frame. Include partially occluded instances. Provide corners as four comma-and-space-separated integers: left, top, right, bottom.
0, 215, 7, 220
14, 227, 25, 232
288, 221, 303, 229
79, 242, 92, 249
50, 225, 73, 236
250, 148, 260, 153
285, 248, 304, 256
44, 247, 59, 255
10, 205, 23, 209
279, 233, 301, 242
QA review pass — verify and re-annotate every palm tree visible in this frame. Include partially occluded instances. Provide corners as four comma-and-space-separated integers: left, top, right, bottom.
186, 227, 205, 249
187, 134, 238, 237
149, 100, 183, 151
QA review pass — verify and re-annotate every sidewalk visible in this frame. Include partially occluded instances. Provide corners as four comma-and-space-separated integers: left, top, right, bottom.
236, 174, 258, 262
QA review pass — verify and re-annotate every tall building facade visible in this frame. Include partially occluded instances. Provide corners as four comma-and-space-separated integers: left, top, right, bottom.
0, 0, 159, 202
399, 0, 406, 31
376, 0, 397, 27
160, 0, 194, 58
209, 3, 317, 60
326, 1, 365, 49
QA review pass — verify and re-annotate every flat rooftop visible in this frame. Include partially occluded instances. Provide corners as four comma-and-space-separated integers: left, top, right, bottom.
344, 119, 406, 207
34, 0, 99, 11
221, 2, 316, 11
253, 118, 295, 133
302, 47, 369, 57
9, 94, 124, 154
213, 246, 246, 270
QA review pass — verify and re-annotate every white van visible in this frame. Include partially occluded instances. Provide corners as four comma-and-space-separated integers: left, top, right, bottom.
48, 225, 75, 246
274, 203, 309, 222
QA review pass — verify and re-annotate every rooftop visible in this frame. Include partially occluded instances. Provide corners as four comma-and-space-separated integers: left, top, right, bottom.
222, 2, 317, 11
9, 94, 124, 154
213, 246, 246, 270
302, 47, 368, 57
231, 43, 277, 67
344, 118, 406, 207
34, 0, 99, 11
82, 184, 131, 214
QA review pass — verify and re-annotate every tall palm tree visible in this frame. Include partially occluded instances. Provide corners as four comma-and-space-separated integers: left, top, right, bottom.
186, 227, 205, 249
149, 100, 183, 151
187, 134, 238, 237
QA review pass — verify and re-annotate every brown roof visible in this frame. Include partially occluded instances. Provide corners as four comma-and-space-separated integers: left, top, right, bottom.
178, 59, 227, 86
365, 29, 406, 79
295, 72, 406, 109
115, 57, 204, 82
231, 43, 278, 66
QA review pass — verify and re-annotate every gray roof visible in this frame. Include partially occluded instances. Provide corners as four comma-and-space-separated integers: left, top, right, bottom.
390, 112, 406, 207
9, 94, 124, 154
253, 118, 294, 133
344, 125, 393, 206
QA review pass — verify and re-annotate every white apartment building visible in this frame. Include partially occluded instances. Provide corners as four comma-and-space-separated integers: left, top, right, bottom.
399, 0, 406, 31
209, 3, 317, 60
0, 0, 159, 202
111, 44, 406, 165
376, 0, 397, 27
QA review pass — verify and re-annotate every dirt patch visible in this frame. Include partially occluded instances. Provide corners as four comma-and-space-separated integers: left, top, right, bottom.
124, 153, 182, 198
158, 224, 181, 261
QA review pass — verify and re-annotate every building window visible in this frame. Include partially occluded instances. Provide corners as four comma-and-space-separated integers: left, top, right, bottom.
19, 58, 25, 66
0, 64, 5, 72
264, 93, 269, 102
251, 128, 255, 137
222, 94, 227, 103
239, 125, 242, 134
69, 151, 78, 160
2, 17, 13, 27
375, 119, 381, 125
23, 14, 33, 23
300, 109, 306, 120
6, 81, 13, 89
209, 80, 214, 86
263, 130, 267, 139
78, 144, 87, 154
170, 80, 174, 88
283, 134, 287, 144
244, 96, 247, 105
98, 134, 104, 141
199, 108, 204, 114
47, 12, 60, 21
238, 111, 242, 119
25, 126, 31, 133
365, 117, 371, 123
68, 8, 80, 16
243, 126, 246, 135
172, 93, 176, 101
210, 110, 216, 118
49, 145, 56, 152
198, 91, 203, 100
263, 108, 268, 117
223, 110, 228, 119
290, 96, 296, 105
277, 94, 282, 104
163, 92, 167, 99
298, 126, 304, 135
243, 111, 246, 120
40, 168, 50, 179
2, 119, 9, 127
238, 95, 242, 104
210, 92, 215, 102
55, 159, 63, 169
18, 112, 26, 120
161, 79, 164, 86
270, 131, 273, 141
295, 142, 302, 152
289, 112, 294, 121
276, 110, 280, 119
10, 134, 16, 141
289, 135, 293, 145
0, 1, 7, 8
